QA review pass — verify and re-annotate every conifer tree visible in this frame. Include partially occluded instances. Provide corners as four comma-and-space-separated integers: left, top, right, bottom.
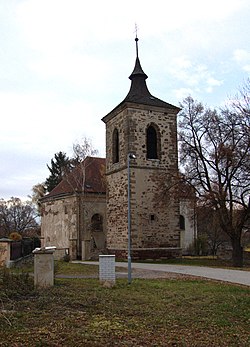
45, 151, 72, 192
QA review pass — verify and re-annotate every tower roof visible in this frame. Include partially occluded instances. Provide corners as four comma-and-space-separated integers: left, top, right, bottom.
124, 37, 179, 108
102, 37, 180, 123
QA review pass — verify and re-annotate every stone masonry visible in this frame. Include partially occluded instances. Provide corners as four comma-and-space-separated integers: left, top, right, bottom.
41, 193, 106, 260
41, 196, 78, 259
104, 103, 181, 259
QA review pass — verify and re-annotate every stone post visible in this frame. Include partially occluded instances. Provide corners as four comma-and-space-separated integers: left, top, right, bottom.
33, 247, 56, 288
0, 238, 11, 267
99, 255, 116, 284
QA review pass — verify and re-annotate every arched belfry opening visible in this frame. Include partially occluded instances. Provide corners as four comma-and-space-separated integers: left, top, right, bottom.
146, 123, 160, 159
112, 128, 119, 163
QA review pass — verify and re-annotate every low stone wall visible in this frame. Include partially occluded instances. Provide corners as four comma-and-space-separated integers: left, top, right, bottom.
0, 238, 40, 267
8, 254, 34, 268
108, 248, 182, 260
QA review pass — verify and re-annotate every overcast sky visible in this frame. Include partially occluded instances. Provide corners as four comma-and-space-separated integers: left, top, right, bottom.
0, 0, 249, 200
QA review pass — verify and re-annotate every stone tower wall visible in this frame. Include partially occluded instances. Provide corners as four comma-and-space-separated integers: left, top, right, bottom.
106, 103, 181, 258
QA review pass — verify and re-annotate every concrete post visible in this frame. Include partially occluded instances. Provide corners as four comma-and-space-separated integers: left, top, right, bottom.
33, 247, 56, 287
99, 255, 116, 284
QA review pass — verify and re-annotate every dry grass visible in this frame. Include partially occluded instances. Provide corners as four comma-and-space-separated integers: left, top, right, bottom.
0, 262, 249, 346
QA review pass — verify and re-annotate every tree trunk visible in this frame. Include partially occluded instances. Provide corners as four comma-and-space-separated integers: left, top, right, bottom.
231, 236, 243, 267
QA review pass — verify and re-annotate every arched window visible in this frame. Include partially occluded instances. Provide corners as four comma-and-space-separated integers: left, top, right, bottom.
112, 128, 119, 163
146, 124, 159, 159
180, 215, 185, 230
91, 214, 103, 232
90, 213, 105, 251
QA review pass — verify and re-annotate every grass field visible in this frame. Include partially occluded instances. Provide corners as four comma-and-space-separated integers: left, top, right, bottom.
0, 261, 249, 346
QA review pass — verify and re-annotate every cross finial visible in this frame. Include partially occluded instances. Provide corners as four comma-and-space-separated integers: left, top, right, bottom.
135, 23, 138, 39
134, 23, 139, 58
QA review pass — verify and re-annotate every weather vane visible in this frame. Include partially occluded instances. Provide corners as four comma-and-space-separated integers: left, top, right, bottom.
134, 23, 138, 39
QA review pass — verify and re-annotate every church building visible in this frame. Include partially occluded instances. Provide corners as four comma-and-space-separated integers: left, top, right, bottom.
40, 38, 195, 260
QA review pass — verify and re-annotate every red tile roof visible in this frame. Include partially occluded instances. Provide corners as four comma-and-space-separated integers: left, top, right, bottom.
42, 157, 106, 199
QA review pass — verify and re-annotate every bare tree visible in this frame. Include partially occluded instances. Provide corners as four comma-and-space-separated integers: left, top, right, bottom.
65, 137, 100, 193
232, 78, 250, 118
196, 206, 227, 256
30, 183, 46, 215
57, 137, 104, 259
71, 137, 98, 165
178, 95, 250, 267
0, 197, 39, 237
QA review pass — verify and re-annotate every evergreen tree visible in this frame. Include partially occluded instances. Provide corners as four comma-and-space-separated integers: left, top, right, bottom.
45, 151, 72, 192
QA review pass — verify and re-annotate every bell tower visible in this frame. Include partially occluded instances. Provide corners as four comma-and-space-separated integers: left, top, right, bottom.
102, 37, 181, 259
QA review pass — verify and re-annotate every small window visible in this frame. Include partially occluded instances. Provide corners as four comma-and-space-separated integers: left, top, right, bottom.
150, 214, 155, 221
112, 128, 119, 163
180, 215, 185, 230
146, 124, 159, 159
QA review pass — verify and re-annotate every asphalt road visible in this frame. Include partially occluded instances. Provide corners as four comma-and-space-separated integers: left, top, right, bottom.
78, 261, 250, 286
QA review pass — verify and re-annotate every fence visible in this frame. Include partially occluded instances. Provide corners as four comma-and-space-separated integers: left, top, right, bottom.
0, 237, 41, 267
10, 238, 41, 260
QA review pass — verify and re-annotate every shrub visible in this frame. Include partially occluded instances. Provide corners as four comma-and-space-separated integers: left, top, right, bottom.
8, 232, 22, 241
63, 254, 70, 262
187, 235, 208, 256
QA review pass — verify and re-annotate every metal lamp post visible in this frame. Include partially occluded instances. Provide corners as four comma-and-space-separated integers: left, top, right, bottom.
127, 153, 136, 284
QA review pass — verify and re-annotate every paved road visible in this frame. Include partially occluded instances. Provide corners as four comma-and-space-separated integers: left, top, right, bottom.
77, 261, 250, 286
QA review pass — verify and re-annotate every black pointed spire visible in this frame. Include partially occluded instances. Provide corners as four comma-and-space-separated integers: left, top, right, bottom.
125, 36, 151, 101
121, 36, 179, 110
102, 36, 180, 123
129, 36, 148, 80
